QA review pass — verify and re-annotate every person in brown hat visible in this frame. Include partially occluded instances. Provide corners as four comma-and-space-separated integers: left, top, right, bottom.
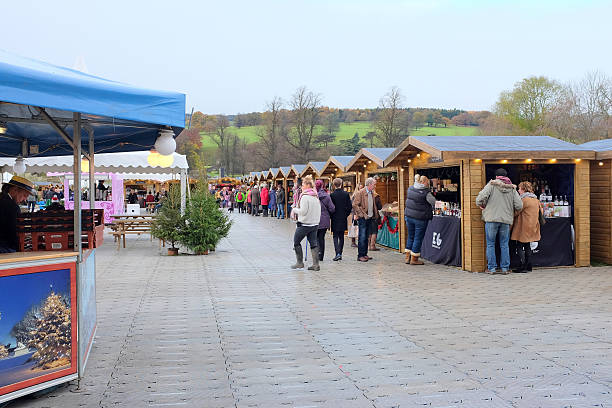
0, 175, 35, 253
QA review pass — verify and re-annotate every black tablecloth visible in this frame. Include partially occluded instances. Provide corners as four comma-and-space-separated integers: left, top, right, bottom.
494, 217, 574, 268
421, 216, 462, 266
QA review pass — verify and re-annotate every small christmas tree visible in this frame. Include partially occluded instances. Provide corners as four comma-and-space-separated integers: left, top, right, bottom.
151, 185, 185, 251
182, 186, 232, 254
28, 292, 71, 369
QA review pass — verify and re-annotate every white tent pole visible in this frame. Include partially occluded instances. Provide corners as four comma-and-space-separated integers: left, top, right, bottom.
88, 129, 95, 211
73, 112, 82, 261
180, 169, 187, 215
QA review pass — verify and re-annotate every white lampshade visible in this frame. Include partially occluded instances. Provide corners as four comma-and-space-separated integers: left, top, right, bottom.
13, 157, 26, 174
154, 129, 176, 156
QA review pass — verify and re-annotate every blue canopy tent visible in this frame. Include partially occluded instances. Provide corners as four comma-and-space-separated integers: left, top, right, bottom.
0, 49, 184, 157
0, 50, 186, 400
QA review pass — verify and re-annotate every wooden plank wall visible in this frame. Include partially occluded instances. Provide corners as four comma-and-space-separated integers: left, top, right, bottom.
574, 160, 591, 266
589, 160, 612, 263
462, 159, 487, 272
376, 178, 399, 204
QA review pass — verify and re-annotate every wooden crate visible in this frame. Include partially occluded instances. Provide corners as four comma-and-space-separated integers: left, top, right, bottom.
17, 209, 105, 252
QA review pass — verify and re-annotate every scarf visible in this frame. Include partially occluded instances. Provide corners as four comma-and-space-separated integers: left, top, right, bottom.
496, 176, 512, 185
520, 192, 537, 199
296, 187, 317, 207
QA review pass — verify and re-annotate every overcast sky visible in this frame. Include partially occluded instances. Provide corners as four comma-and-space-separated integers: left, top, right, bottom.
3, 0, 610, 114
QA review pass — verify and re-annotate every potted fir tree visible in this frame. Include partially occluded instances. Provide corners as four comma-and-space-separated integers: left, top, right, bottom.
182, 186, 232, 255
151, 186, 184, 256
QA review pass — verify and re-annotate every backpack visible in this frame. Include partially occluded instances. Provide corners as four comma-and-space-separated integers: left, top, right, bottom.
237, 192, 244, 201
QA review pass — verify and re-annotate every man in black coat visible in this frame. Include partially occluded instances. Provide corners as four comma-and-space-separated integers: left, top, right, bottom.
329, 178, 353, 261
0, 176, 35, 253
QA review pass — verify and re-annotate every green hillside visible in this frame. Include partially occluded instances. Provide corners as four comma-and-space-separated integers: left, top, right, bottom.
200, 122, 478, 148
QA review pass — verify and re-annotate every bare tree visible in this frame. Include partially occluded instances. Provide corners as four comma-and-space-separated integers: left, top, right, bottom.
547, 72, 611, 142
255, 97, 287, 168
204, 115, 238, 175
374, 86, 410, 147
285, 86, 322, 162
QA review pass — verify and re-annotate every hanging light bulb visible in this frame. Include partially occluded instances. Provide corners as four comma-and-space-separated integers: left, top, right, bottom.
0, 121, 7, 134
154, 129, 176, 156
13, 156, 26, 174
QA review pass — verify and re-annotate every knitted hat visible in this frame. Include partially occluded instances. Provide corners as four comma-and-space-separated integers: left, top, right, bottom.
315, 179, 324, 191
7, 175, 35, 195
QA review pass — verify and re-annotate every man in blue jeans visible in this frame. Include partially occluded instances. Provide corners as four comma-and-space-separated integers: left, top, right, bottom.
352, 177, 378, 262
476, 168, 523, 274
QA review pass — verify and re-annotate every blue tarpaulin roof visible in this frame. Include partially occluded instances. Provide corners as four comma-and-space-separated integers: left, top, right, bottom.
0, 49, 185, 157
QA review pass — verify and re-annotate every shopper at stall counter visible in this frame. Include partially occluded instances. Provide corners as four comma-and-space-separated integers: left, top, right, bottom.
0, 176, 36, 253
476, 168, 523, 274
330, 178, 352, 261
511, 181, 541, 273
352, 177, 378, 262
404, 175, 436, 265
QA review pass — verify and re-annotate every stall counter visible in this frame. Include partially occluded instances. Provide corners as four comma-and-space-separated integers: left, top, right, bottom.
0, 250, 97, 403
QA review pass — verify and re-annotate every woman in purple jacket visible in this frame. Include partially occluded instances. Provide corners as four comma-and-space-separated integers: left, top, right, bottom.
315, 179, 335, 261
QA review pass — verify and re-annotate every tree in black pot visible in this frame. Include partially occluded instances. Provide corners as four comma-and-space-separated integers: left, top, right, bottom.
182, 186, 232, 254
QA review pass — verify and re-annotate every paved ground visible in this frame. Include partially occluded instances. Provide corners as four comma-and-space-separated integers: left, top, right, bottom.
9, 213, 612, 408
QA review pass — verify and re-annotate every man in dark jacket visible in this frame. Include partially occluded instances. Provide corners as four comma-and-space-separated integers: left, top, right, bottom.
0, 176, 35, 253
330, 178, 352, 261
276, 183, 285, 219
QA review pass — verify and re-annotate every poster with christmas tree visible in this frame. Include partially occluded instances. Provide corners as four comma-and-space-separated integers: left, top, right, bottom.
0, 263, 77, 398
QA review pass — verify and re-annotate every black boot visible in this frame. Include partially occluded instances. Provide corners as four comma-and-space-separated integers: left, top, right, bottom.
524, 243, 532, 272
513, 243, 527, 273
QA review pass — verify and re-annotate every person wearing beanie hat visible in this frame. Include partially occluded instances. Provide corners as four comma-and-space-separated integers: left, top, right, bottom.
476, 168, 523, 274
0, 175, 35, 253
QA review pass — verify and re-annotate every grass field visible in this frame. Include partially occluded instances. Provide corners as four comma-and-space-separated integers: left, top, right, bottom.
199, 122, 478, 148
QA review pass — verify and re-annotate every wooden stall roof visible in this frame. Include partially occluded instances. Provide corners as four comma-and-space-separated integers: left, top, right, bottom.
291, 164, 307, 177
320, 155, 355, 176
405, 136, 595, 161
346, 147, 397, 172
580, 139, 612, 160
301, 161, 327, 177
249, 171, 259, 181
278, 166, 292, 177
267, 168, 279, 179
260, 170, 269, 179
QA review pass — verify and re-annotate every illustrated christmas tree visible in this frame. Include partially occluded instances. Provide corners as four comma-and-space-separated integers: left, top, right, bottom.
28, 292, 71, 369
0, 312, 8, 359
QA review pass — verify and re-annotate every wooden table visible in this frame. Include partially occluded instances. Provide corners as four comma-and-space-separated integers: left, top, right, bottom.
110, 215, 156, 249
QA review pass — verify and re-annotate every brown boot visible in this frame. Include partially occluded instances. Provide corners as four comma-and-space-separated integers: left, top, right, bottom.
405, 251, 411, 264
410, 254, 424, 265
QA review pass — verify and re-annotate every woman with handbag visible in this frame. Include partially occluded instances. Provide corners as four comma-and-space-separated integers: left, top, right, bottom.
511, 181, 542, 273
290, 176, 321, 271
348, 183, 363, 247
